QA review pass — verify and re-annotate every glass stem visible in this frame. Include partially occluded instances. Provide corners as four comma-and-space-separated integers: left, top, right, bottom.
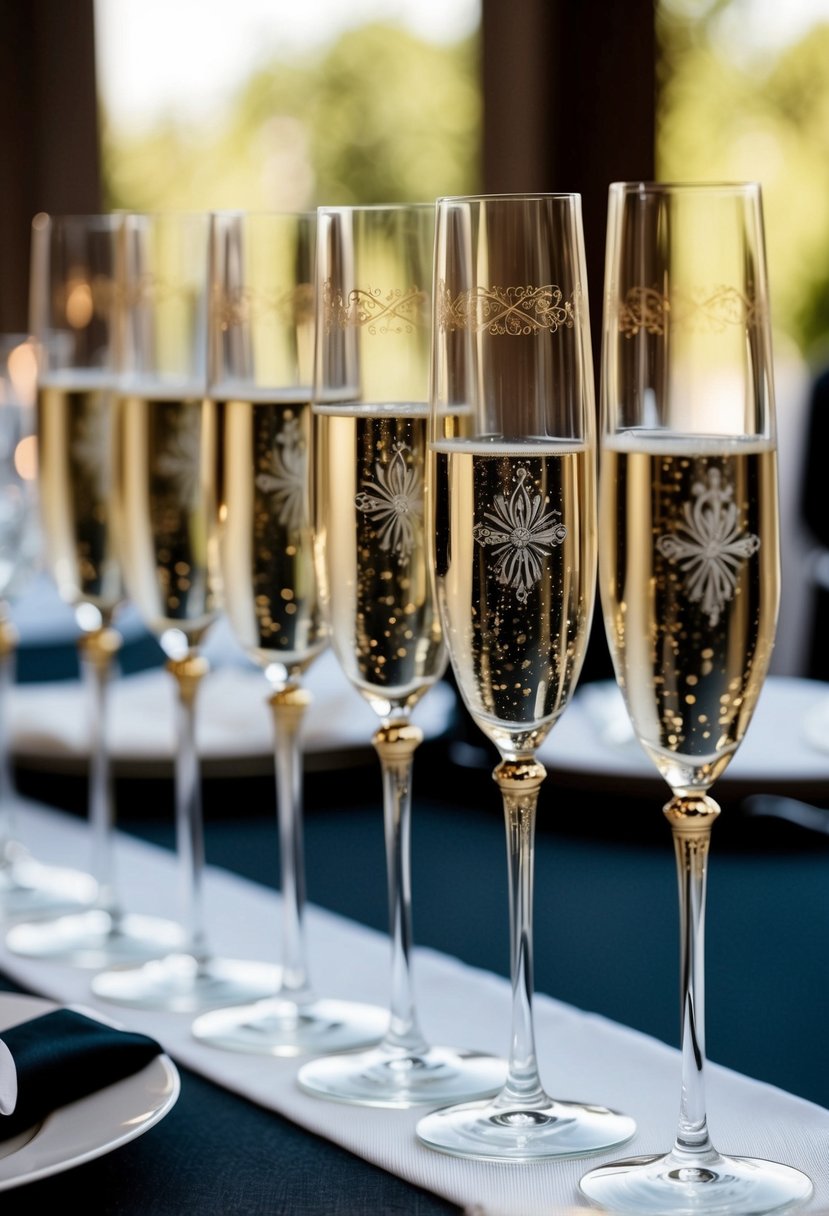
167, 652, 209, 964
493, 757, 547, 1108
78, 625, 122, 915
372, 720, 428, 1055
664, 792, 721, 1161
0, 616, 18, 862
269, 681, 313, 1004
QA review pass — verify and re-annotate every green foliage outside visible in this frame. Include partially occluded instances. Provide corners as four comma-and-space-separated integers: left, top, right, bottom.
657, 2, 829, 363
101, 23, 481, 216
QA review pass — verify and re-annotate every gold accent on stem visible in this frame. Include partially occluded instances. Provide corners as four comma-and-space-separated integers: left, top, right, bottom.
664, 794, 720, 872
166, 653, 210, 705
268, 683, 312, 730
0, 618, 19, 658
77, 626, 122, 672
372, 721, 423, 773
663, 793, 721, 833
493, 757, 546, 795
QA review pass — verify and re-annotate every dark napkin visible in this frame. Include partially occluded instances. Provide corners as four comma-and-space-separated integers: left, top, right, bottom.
0, 1007, 164, 1140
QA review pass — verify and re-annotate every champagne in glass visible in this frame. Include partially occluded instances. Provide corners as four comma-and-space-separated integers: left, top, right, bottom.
415, 193, 636, 1160
7, 214, 181, 964
579, 182, 813, 1214
296, 203, 506, 1107
191, 209, 387, 1055
90, 210, 277, 1013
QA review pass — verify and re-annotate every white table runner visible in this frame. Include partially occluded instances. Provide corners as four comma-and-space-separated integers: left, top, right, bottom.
2, 798, 827, 1216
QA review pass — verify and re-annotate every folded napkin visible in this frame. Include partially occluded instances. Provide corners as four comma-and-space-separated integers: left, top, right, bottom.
0, 1007, 163, 1140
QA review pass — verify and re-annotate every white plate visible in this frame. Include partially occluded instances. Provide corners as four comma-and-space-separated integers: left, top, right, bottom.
11, 642, 457, 778
538, 675, 829, 792
0, 993, 179, 1190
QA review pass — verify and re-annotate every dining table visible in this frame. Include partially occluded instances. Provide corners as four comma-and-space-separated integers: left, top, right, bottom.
0, 588, 827, 1214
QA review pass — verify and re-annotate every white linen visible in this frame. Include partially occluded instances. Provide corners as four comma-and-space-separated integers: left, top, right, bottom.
0, 797, 826, 1216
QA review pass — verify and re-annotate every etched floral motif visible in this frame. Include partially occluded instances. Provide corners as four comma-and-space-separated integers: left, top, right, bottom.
323, 282, 427, 334
355, 443, 422, 561
155, 409, 201, 503
438, 282, 576, 335
255, 415, 307, 533
473, 467, 567, 603
618, 285, 760, 337
656, 466, 760, 626
216, 284, 314, 331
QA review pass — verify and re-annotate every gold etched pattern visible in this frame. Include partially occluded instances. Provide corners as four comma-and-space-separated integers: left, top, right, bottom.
438, 282, 576, 335
618, 285, 760, 337
323, 282, 427, 334
215, 284, 314, 330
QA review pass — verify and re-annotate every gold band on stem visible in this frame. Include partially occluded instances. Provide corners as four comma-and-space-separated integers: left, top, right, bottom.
77, 625, 122, 672
268, 683, 312, 729
166, 653, 210, 705
492, 757, 546, 804
0, 618, 18, 658
664, 794, 721, 838
372, 721, 423, 773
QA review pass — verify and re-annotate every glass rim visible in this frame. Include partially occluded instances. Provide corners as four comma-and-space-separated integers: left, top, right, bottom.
210, 208, 317, 221
609, 180, 761, 196
316, 201, 435, 214
436, 191, 581, 204
31, 211, 122, 232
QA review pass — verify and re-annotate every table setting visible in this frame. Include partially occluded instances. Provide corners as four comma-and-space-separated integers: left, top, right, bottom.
0, 184, 823, 1213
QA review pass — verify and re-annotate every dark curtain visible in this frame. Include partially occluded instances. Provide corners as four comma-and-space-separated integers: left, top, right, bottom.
0, 0, 102, 332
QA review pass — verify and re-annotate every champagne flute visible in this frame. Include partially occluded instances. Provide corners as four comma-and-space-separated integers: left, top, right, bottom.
191, 209, 387, 1054
579, 182, 813, 1213
90, 210, 278, 1013
7, 215, 182, 964
415, 193, 636, 1160
296, 203, 506, 1107
0, 333, 99, 920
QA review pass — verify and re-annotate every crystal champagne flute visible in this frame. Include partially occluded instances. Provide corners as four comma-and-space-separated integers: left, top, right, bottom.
578, 181, 813, 1214
0, 332, 99, 921
7, 215, 182, 963
191, 209, 387, 1054
296, 202, 506, 1107
90, 210, 278, 1013
415, 192, 636, 1160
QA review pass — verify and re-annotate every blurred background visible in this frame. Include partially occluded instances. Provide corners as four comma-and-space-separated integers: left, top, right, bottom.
2, 0, 829, 681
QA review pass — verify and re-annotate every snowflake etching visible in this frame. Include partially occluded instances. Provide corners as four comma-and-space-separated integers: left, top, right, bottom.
473, 467, 567, 603
656, 466, 760, 626
155, 409, 201, 503
255, 416, 307, 534
355, 443, 422, 562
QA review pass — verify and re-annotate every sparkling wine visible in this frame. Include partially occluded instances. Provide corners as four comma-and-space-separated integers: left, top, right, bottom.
314, 403, 444, 716
117, 388, 217, 646
36, 370, 123, 616
600, 432, 780, 791
432, 438, 596, 756
210, 392, 325, 675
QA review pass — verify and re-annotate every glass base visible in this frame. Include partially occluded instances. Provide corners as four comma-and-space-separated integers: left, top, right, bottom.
191, 994, 390, 1058
90, 951, 280, 1015
296, 1042, 506, 1109
4, 907, 184, 968
578, 1151, 814, 1215
416, 1092, 636, 1162
0, 850, 98, 922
